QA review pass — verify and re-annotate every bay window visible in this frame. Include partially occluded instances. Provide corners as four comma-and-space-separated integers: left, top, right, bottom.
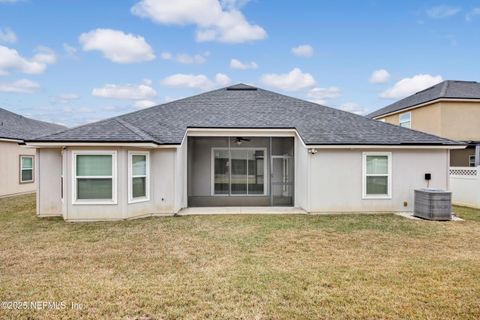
73, 151, 116, 204
20, 155, 34, 183
362, 152, 392, 199
128, 151, 150, 203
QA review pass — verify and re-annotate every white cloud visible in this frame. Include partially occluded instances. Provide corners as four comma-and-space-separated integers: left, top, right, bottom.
161, 72, 230, 90
260, 68, 315, 91
131, 0, 267, 43
426, 5, 461, 18
369, 69, 390, 84
0, 79, 40, 93
79, 28, 155, 63
32, 46, 57, 64
307, 87, 341, 104
63, 106, 93, 114
164, 96, 182, 103
338, 102, 368, 115
160, 51, 172, 60
466, 8, 480, 21
291, 44, 314, 57
92, 80, 157, 100
0, 27, 16, 43
380, 74, 443, 99
54, 93, 80, 104
134, 99, 156, 109
63, 43, 77, 58
230, 58, 258, 70
0, 45, 56, 75
0, 0, 23, 3
215, 73, 230, 86
161, 51, 209, 64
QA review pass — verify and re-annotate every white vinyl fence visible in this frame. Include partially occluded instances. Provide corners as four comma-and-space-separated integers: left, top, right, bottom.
449, 166, 480, 208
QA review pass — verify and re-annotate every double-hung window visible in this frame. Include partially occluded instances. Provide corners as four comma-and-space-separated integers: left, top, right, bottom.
362, 152, 392, 199
469, 155, 476, 167
399, 112, 411, 128
128, 151, 150, 203
73, 151, 116, 204
20, 155, 34, 183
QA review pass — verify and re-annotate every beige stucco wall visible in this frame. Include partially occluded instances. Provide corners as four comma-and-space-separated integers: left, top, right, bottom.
378, 100, 480, 142
37, 146, 180, 221
439, 101, 480, 141
37, 148, 62, 216
294, 137, 309, 210
36, 141, 452, 220
380, 103, 443, 136
0, 141, 36, 197
307, 149, 449, 212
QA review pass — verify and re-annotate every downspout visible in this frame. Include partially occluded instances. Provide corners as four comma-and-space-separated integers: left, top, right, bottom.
36, 149, 40, 216
475, 144, 480, 167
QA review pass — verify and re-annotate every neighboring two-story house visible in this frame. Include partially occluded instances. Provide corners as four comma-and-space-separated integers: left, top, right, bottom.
368, 80, 480, 167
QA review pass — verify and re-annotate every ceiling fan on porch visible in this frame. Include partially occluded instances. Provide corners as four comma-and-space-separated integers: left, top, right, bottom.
234, 137, 251, 145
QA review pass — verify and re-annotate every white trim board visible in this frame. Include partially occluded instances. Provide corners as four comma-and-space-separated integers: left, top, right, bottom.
372, 98, 480, 119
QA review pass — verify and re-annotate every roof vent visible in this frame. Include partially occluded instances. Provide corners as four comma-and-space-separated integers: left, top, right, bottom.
226, 83, 257, 91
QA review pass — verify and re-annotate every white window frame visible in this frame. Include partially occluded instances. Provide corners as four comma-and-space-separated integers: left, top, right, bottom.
469, 155, 476, 167
399, 112, 411, 128
362, 152, 392, 199
128, 151, 150, 204
211, 147, 268, 196
72, 150, 117, 205
19, 155, 34, 184
379, 118, 386, 122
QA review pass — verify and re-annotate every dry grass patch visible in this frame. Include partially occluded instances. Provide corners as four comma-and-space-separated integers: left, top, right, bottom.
0, 194, 479, 319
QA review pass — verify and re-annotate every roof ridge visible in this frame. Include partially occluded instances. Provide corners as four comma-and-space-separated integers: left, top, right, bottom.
439, 80, 449, 97
115, 118, 157, 142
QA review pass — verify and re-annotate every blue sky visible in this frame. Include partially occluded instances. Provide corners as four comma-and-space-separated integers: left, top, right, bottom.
0, 0, 479, 127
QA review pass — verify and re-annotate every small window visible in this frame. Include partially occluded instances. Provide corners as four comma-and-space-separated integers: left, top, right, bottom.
469, 155, 476, 167
399, 112, 411, 128
20, 155, 34, 183
128, 151, 150, 203
379, 119, 386, 122
73, 151, 116, 204
363, 152, 392, 199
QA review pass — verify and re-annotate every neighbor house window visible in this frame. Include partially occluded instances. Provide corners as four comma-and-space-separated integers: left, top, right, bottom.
399, 112, 411, 128
212, 148, 266, 196
19, 155, 34, 183
362, 152, 392, 199
128, 151, 150, 203
73, 151, 116, 204
469, 155, 476, 167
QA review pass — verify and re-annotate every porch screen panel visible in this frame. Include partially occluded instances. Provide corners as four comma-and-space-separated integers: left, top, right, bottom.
214, 150, 230, 194
247, 150, 264, 194
231, 150, 247, 194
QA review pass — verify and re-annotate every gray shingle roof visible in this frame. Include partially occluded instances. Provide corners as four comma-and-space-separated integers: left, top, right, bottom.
30, 84, 461, 146
0, 108, 66, 141
367, 80, 480, 118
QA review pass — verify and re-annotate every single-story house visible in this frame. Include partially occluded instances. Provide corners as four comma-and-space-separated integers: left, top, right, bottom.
26, 84, 464, 221
0, 107, 65, 198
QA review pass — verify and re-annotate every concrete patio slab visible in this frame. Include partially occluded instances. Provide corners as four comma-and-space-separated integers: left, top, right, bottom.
177, 207, 307, 216
394, 212, 464, 221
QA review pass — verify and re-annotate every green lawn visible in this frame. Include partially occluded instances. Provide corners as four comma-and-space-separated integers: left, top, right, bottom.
1, 194, 479, 319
